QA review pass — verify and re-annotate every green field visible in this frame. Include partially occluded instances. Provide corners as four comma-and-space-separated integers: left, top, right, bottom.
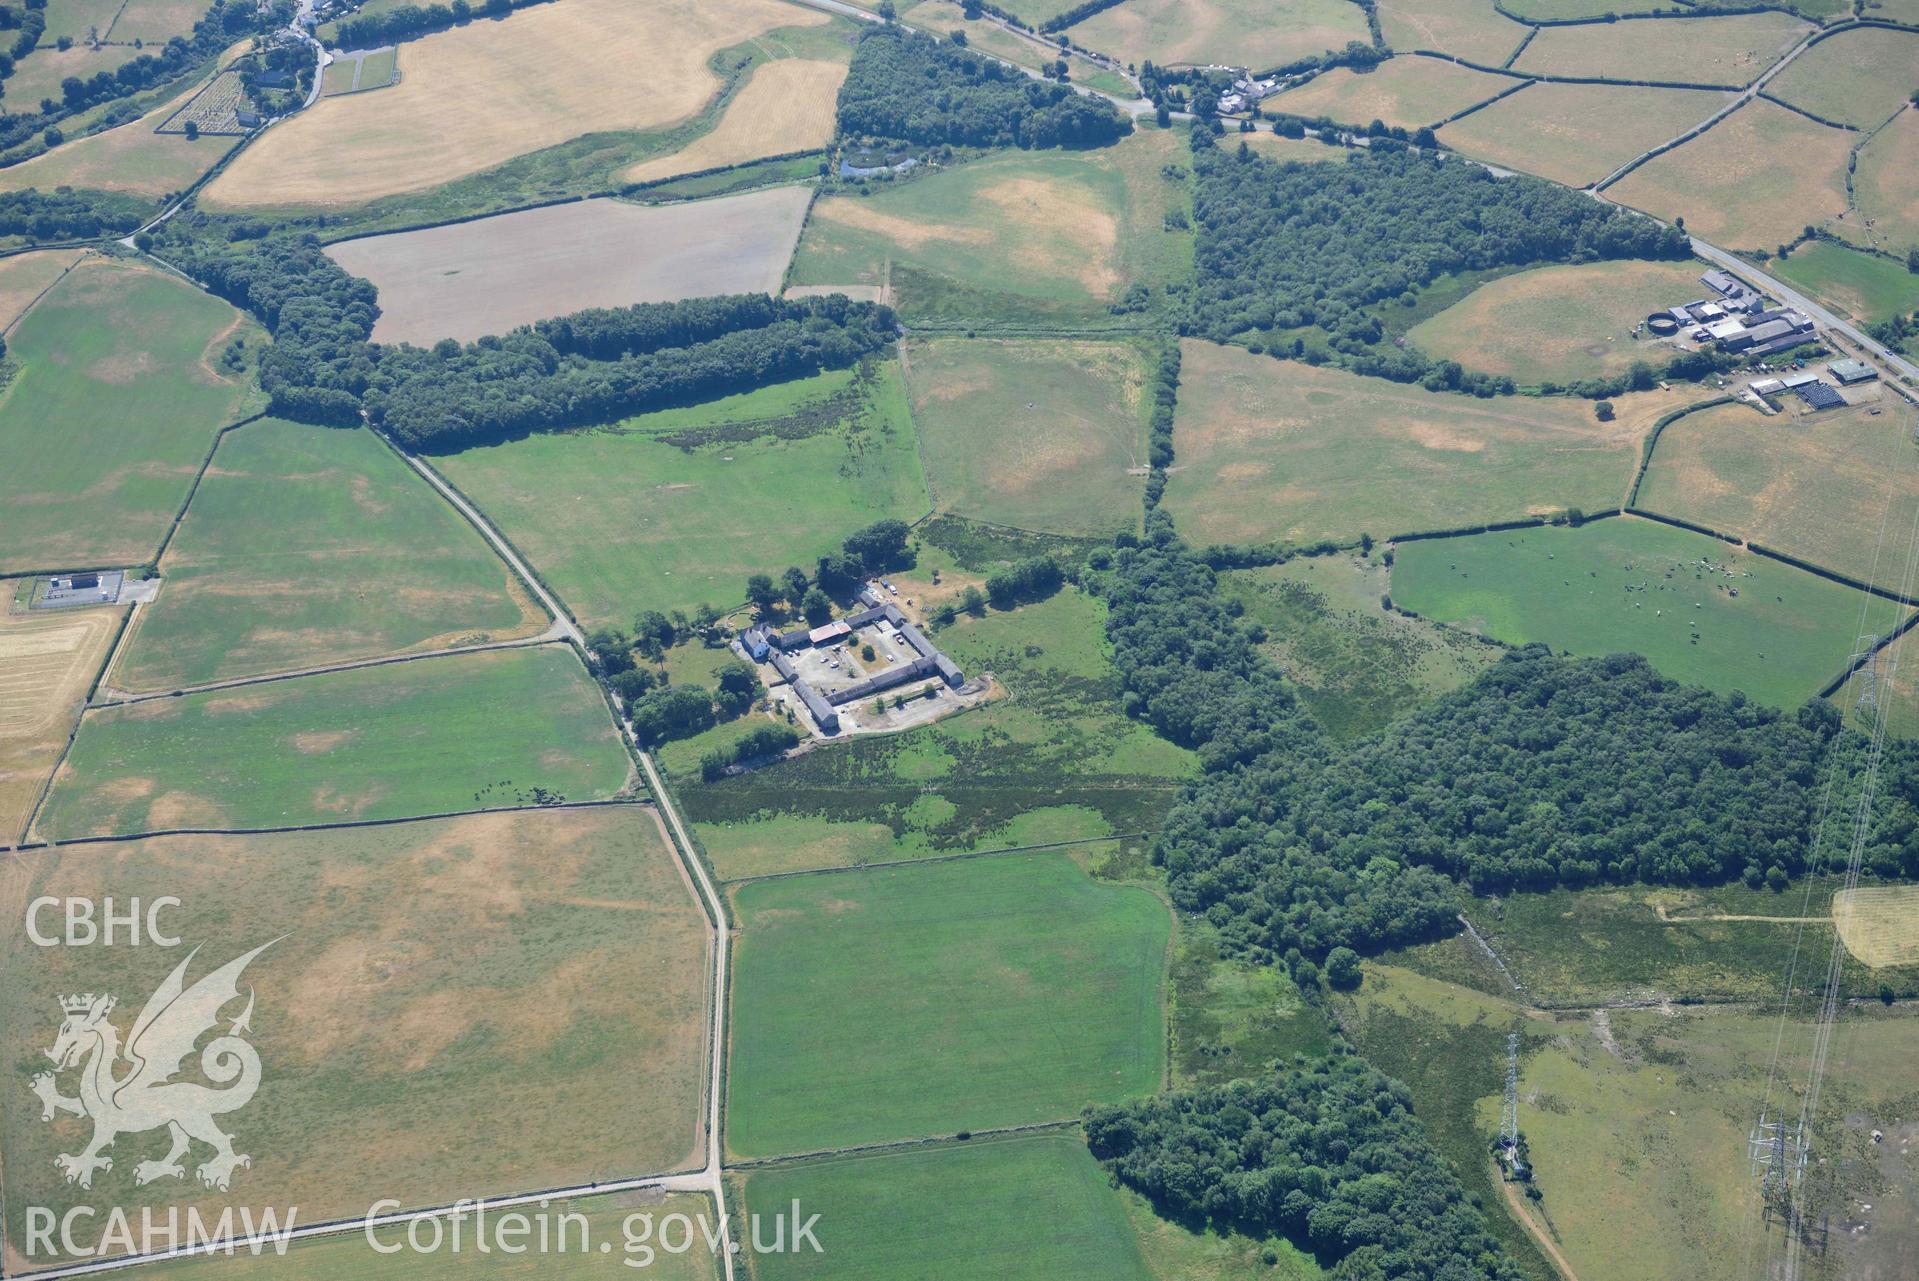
1406, 258, 1710, 386
683, 587, 1194, 875
147, 1191, 721, 1280
1162, 341, 1669, 547
37, 645, 630, 838
1634, 396, 1919, 585
437, 362, 928, 628
790, 128, 1191, 327
1220, 553, 1502, 740
1389, 517, 1900, 706
1439, 82, 1736, 189
1268, 59, 1512, 132
730, 1136, 1157, 1281
0, 808, 710, 1271
1768, 26, 1919, 127
0, 256, 263, 572
907, 336, 1149, 536
1771, 240, 1919, 327
726, 853, 1169, 1157
116, 421, 543, 692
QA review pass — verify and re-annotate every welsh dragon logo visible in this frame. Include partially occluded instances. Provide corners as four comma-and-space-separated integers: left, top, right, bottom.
30, 942, 275, 1192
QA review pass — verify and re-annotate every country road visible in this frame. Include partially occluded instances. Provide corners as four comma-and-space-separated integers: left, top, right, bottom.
388, 449, 585, 647
1688, 237, 1919, 386
640, 749, 738, 1281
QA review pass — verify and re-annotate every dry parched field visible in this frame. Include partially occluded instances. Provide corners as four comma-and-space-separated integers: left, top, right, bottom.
1609, 98, 1852, 249
1440, 82, 1734, 189
1068, 0, 1371, 72
907, 336, 1150, 536
1634, 396, 1919, 585
1851, 109, 1919, 251
1162, 341, 1682, 547
1512, 10, 1810, 85
328, 187, 814, 345
0, 604, 122, 845
1377, 0, 1531, 63
1833, 886, 1919, 968
204, 0, 826, 207
0, 807, 710, 1272
1270, 59, 1511, 132
1406, 258, 1710, 385
620, 56, 848, 185
1767, 27, 1919, 129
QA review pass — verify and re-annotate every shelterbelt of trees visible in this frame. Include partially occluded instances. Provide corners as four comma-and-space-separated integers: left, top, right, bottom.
836, 25, 1129, 150
1087, 521, 1919, 963
160, 228, 899, 449
1086, 1054, 1526, 1281
1183, 131, 1689, 387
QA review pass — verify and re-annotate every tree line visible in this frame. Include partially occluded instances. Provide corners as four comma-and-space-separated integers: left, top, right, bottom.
156, 228, 899, 448
836, 25, 1128, 151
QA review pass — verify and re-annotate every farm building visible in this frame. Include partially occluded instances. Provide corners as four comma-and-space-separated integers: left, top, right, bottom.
745, 588, 966, 735
1828, 358, 1877, 385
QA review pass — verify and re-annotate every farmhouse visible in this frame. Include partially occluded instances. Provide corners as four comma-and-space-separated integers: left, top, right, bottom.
745, 584, 966, 735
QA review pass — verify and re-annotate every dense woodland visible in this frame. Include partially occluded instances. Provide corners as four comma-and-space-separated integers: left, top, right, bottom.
835, 26, 1128, 150
1089, 528, 1919, 961
1086, 1055, 1527, 1281
159, 229, 898, 447
1183, 132, 1688, 383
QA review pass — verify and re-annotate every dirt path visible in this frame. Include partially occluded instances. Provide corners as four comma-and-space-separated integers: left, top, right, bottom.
1499, 1172, 1584, 1281
1653, 903, 1829, 924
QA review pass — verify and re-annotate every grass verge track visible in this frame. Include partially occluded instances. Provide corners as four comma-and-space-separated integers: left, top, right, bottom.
0, 807, 710, 1274
114, 420, 544, 693
725, 853, 1169, 1157
1389, 516, 1903, 705
36, 645, 629, 839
